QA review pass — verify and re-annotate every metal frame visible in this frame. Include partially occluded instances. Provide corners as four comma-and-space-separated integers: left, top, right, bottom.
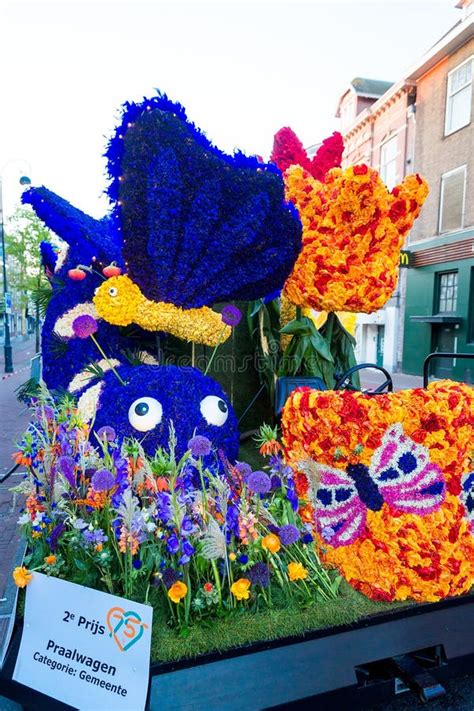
423, 351, 474, 387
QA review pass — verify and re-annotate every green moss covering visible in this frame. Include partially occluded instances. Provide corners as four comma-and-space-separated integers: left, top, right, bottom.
149, 580, 409, 665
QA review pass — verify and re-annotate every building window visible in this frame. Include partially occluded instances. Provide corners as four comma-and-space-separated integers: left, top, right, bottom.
380, 135, 398, 190
469, 268, 474, 343
445, 56, 473, 135
439, 165, 466, 233
437, 271, 458, 314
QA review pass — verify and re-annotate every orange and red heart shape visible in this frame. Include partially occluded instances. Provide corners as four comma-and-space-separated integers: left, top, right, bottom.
282, 380, 474, 602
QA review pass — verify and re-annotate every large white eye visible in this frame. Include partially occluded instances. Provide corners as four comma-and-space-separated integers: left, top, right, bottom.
109, 287, 118, 297
128, 397, 163, 432
200, 395, 229, 427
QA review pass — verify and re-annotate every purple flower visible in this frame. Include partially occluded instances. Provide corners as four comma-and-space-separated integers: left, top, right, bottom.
234, 461, 252, 480
166, 534, 180, 555
57, 456, 76, 487
82, 528, 108, 547
72, 315, 98, 339
270, 475, 282, 490
161, 568, 179, 589
286, 488, 299, 512
247, 562, 270, 588
279, 524, 300, 545
46, 522, 65, 552
91, 468, 115, 492
97, 426, 116, 442
188, 435, 212, 458
35, 404, 55, 422
181, 516, 194, 536
322, 525, 335, 541
247, 470, 271, 495
221, 304, 242, 327
156, 491, 172, 523
179, 539, 195, 565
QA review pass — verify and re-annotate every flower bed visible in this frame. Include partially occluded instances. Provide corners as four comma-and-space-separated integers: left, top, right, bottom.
12, 396, 346, 646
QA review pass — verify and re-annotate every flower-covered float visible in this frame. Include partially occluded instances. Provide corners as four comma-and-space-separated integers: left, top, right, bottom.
4, 93, 474, 709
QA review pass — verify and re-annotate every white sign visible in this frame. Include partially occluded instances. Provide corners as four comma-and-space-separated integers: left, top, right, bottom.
13, 572, 153, 711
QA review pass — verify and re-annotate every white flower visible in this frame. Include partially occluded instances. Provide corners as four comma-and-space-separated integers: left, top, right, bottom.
17, 513, 30, 525
76, 382, 104, 422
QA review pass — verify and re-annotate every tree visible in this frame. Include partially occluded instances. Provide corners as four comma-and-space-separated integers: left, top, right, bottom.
4, 205, 57, 348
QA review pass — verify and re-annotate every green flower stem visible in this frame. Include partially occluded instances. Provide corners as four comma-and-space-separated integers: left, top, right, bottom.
198, 459, 209, 520
184, 568, 191, 624
211, 559, 223, 606
90, 334, 127, 386
204, 325, 227, 376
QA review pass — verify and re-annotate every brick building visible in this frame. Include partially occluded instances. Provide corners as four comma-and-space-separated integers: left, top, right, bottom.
333, 0, 473, 379
402, 0, 474, 381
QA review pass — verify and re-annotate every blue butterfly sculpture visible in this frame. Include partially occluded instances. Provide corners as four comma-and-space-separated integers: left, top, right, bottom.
25, 92, 302, 458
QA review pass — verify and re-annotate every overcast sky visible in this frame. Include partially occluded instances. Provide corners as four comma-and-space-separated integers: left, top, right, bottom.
1, 0, 461, 219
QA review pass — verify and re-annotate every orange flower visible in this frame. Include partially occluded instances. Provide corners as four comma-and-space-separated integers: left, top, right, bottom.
230, 578, 251, 600
44, 555, 57, 565
282, 380, 474, 602
288, 562, 308, 581
283, 165, 428, 314
13, 566, 33, 588
259, 440, 283, 456
168, 581, 188, 603
12, 452, 32, 466
262, 533, 281, 554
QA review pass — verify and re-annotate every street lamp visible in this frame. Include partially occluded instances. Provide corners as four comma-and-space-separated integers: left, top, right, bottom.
0, 171, 31, 373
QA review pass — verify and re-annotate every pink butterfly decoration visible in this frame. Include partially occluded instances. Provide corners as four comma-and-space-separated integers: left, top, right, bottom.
308, 424, 446, 548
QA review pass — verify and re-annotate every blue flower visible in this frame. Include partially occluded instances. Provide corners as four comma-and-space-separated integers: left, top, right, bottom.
238, 554, 249, 565
132, 559, 142, 570
166, 534, 180, 555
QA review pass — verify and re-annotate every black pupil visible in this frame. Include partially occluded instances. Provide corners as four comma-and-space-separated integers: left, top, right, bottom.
218, 400, 227, 413
135, 402, 149, 416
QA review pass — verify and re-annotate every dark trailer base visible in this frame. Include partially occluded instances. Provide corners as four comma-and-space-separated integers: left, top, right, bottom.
2, 593, 474, 710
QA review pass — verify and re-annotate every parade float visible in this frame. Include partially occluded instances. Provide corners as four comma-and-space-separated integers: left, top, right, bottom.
0, 93, 473, 710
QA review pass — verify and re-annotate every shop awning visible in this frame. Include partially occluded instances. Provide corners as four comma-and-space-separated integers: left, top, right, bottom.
410, 315, 463, 324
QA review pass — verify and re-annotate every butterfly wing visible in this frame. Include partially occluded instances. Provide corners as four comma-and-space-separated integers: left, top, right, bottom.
107, 93, 302, 308
313, 464, 367, 547
370, 424, 446, 515
461, 472, 474, 535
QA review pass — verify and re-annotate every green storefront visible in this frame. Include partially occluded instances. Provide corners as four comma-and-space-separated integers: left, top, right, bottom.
403, 228, 474, 383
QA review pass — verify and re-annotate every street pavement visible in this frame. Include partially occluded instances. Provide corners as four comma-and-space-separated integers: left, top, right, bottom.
0, 337, 33, 601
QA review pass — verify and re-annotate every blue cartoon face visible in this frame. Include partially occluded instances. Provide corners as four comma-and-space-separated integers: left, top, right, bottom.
80, 364, 239, 461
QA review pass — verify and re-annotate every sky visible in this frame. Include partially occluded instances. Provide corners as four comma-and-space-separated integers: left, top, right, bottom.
0, 0, 462, 219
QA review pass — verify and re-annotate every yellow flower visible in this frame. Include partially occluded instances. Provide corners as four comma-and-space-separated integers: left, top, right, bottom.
44, 555, 57, 565
93, 275, 231, 346
288, 562, 308, 581
230, 578, 251, 600
262, 533, 281, 554
167, 581, 188, 604
13, 566, 33, 588
229, 552, 237, 561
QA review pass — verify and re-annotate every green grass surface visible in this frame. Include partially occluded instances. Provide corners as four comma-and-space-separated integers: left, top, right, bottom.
149, 580, 410, 665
